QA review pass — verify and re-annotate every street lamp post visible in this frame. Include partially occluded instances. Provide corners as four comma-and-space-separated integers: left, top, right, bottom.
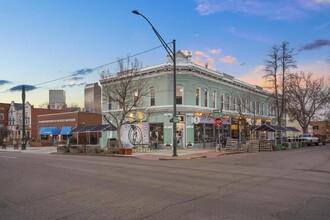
132, 10, 178, 157
21, 85, 26, 150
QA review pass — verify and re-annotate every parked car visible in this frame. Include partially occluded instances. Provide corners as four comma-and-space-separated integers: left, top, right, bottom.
315, 134, 326, 145
298, 134, 319, 146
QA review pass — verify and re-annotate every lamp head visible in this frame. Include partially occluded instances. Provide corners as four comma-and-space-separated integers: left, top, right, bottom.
132, 10, 140, 15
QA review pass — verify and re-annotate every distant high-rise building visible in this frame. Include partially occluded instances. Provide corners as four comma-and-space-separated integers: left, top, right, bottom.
49, 90, 66, 109
84, 83, 101, 113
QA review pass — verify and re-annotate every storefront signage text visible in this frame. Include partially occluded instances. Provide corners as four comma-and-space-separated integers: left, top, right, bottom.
39, 118, 76, 124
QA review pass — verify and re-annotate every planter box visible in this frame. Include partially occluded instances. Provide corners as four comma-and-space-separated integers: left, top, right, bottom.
124, 148, 132, 155
119, 148, 125, 155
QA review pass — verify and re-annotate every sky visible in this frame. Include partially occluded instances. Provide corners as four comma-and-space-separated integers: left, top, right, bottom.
0, 0, 329, 108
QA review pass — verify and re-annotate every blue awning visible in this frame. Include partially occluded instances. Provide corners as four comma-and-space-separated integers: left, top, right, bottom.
60, 126, 72, 135
39, 127, 60, 135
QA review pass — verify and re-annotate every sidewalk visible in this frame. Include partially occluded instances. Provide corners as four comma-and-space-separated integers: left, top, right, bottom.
131, 148, 225, 160
0, 145, 58, 154
0, 145, 226, 160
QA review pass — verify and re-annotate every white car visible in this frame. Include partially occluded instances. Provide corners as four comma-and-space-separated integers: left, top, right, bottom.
298, 134, 319, 146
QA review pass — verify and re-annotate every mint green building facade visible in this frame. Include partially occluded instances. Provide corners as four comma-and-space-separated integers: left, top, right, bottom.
100, 51, 275, 149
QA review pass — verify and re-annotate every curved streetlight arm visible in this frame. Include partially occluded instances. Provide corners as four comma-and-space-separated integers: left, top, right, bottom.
132, 10, 174, 61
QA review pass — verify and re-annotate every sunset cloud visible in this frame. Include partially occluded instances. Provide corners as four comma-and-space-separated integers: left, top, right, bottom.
209, 49, 222, 54
220, 55, 237, 64
237, 65, 270, 88
194, 50, 205, 56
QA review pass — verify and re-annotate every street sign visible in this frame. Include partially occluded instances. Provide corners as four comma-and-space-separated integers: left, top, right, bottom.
213, 109, 222, 118
173, 117, 180, 123
215, 117, 222, 126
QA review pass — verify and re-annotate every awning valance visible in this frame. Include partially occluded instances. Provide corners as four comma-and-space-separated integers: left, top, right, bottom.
71, 124, 116, 133
60, 126, 72, 135
253, 124, 300, 132
285, 127, 300, 132
39, 127, 60, 135
253, 124, 288, 132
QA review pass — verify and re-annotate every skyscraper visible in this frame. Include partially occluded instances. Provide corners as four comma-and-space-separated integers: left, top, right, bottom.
49, 90, 66, 109
84, 83, 101, 113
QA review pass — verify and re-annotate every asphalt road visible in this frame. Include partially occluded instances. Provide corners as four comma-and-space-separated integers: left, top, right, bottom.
1, 145, 330, 220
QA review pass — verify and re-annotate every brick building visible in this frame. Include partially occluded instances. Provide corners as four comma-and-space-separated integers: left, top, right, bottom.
37, 111, 102, 144
0, 103, 10, 140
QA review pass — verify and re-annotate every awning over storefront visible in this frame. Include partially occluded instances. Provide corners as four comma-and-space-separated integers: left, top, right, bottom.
285, 127, 300, 132
253, 124, 288, 132
39, 127, 60, 135
253, 124, 300, 132
60, 126, 72, 135
71, 124, 116, 133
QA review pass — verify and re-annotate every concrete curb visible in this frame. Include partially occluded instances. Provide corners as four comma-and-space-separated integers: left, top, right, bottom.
159, 155, 207, 160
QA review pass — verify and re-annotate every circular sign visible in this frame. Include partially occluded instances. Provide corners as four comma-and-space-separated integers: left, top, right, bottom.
215, 117, 222, 126
192, 116, 201, 124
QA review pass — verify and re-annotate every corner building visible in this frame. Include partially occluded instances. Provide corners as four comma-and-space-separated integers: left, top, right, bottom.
100, 51, 275, 148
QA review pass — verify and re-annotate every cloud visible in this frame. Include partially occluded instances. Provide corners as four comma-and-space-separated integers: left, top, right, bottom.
195, 0, 330, 19
0, 80, 11, 86
220, 55, 237, 64
9, 84, 37, 92
194, 50, 205, 56
237, 65, 271, 88
228, 26, 270, 43
208, 49, 222, 54
314, 21, 330, 31
299, 39, 330, 51
73, 68, 93, 76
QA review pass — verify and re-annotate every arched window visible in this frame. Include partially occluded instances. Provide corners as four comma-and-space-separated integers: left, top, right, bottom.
212, 91, 216, 108
195, 88, 200, 106
176, 85, 183, 105
204, 88, 209, 107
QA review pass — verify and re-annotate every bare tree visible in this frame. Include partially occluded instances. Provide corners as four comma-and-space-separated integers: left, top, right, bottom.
38, 102, 49, 109
263, 41, 296, 126
100, 56, 149, 149
286, 72, 330, 133
224, 90, 260, 141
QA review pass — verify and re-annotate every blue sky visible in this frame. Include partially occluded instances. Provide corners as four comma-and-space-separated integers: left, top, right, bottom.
0, 0, 329, 108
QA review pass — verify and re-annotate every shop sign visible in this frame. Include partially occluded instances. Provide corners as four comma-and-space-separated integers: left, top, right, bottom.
222, 117, 231, 125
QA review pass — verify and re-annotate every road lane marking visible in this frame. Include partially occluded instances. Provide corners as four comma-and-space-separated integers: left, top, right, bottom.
0, 155, 17, 158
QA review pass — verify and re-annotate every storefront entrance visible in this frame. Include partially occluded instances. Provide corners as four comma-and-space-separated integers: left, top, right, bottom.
176, 123, 185, 148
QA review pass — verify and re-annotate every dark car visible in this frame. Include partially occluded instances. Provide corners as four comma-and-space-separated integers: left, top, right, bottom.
315, 134, 326, 145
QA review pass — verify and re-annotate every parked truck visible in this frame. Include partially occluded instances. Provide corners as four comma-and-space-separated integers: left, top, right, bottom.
298, 134, 319, 146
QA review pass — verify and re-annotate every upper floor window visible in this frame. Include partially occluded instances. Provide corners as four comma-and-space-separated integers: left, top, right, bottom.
149, 87, 155, 106
133, 91, 138, 107
176, 85, 183, 105
224, 94, 230, 110
212, 91, 216, 108
220, 94, 224, 110
256, 102, 260, 114
233, 97, 237, 111
195, 88, 200, 106
204, 89, 209, 107
0, 113, 4, 121
108, 101, 112, 110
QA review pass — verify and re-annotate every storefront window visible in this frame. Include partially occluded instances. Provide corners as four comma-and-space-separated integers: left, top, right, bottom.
149, 123, 164, 144
194, 124, 214, 143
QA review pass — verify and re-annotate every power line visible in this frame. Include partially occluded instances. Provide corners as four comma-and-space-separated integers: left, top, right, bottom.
1, 43, 171, 92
